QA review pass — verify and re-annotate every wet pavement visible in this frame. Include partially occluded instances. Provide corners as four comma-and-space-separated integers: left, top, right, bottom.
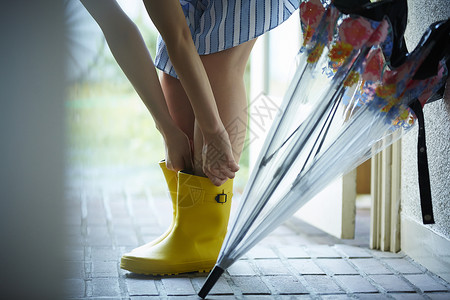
63, 165, 450, 299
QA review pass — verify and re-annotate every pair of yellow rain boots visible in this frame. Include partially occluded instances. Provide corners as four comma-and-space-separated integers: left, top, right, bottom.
120, 161, 233, 275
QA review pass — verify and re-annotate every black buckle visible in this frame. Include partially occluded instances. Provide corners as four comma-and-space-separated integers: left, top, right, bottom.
215, 193, 227, 204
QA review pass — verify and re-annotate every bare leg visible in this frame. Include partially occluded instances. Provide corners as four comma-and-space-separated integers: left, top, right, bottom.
161, 73, 195, 141
193, 39, 256, 175
161, 39, 256, 175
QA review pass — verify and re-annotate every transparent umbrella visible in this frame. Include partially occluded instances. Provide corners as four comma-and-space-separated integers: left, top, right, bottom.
199, 0, 449, 297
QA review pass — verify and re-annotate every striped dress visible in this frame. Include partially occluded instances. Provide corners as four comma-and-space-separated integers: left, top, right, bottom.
155, 0, 300, 77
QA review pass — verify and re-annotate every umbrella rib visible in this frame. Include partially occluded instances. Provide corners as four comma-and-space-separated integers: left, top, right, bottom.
299, 87, 345, 174
261, 66, 309, 166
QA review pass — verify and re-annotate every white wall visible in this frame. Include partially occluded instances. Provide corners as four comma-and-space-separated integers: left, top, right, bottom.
401, 0, 450, 283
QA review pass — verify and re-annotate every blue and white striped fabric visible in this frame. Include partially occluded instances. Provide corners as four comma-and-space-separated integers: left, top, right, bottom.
155, 0, 300, 78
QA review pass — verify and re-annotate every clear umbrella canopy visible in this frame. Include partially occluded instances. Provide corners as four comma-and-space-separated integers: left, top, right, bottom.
199, 0, 449, 297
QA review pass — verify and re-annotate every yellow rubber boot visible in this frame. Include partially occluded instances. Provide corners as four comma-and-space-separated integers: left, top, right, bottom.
127, 160, 178, 254
120, 171, 233, 275
155, 160, 178, 243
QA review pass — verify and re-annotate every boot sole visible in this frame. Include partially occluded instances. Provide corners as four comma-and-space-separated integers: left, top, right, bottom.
120, 256, 216, 276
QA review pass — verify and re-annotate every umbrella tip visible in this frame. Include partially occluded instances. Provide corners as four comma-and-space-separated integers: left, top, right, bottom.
198, 265, 225, 299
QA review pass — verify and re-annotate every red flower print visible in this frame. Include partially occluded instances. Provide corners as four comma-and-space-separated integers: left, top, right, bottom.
329, 41, 353, 63
300, 0, 325, 29
375, 83, 396, 98
362, 48, 384, 82
417, 65, 445, 105
339, 17, 374, 49
307, 44, 325, 64
343, 70, 360, 87
303, 25, 315, 46
368, 19, 390, 46
325, 6, 340, 43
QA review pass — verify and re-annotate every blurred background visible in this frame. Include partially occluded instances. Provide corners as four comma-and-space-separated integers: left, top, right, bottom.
0, 1, 367, 298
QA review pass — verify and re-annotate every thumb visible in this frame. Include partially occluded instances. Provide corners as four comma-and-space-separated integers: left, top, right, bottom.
228, 156, 240, 172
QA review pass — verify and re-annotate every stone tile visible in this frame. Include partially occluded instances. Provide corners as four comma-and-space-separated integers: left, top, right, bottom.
382, 259, 424, 274
114, 232, 139, 247
86, 226, 113, 246
64, 278, 85, 298
86, 213, 107, 226
108, 201, 129, 217
355, 294, 391, 299
136, 216, 161, 226
308, 236, 341, 246
315, 259, 358, 275
305, 246, 342, 258
263, 276, 308, 294
350, 258, 393, 275
369, 275, 415, 292
254, 259, 290, 275
241, 296, 283, 300
140, 226, 167, 236
278, 296, 314, 300
197, 296, 239, 300
425, 293, 450, 299
131, 297, 165, 300
161, 278, 196, 296
271, 225, 298, 236
334, 275, 378, 293
126, 277, 159, 296
391, 293, 427, 300
91, 260, 118, 277
231, 276, 271, 295
404, 274, 448, 292
259, 235, 289, 247
302, 275, 345, 294
289, 259, 326, 275
370, 250, 405, 258
334, 245, 372, 258
227, 260, 257, 276
91, 247, 119, 261
277, 246, 310, 258
283, 235, 319, 246
111, 217, 134, 226
246, 246, 279, 259
191, 276, 234, 295
91, 278, 121, 297
320, 295, 357, 299
84, 261, 92, 274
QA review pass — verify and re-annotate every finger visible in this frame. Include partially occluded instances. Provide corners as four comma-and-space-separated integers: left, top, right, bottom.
167, 156, 184, 172
171, 163, 183, 172
228, 159, 240, 172
165, 159, 175, 171
219, 167, 235, 179
204, 163, 229, 179
210, 176, 226, 186
203, 169, 226, 186
204, 167, 227, 182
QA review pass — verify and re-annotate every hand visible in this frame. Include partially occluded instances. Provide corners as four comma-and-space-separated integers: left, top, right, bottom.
163, 127, 193, 172
202, 129, 240, 186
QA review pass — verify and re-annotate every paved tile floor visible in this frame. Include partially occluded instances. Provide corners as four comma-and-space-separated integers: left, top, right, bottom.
64, 168, 450, 300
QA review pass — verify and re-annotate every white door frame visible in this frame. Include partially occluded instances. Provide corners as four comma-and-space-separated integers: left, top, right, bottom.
370, 140, 402, 252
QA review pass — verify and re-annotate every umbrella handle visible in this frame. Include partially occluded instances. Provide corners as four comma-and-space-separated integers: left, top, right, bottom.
198, 265, 225, 299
